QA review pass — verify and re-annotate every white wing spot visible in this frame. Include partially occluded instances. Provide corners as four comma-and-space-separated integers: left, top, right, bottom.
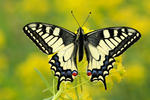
39, 43, 42, 47
98, 76, 104, 80
42, 33, 49, 39
120, 36, 125, 40
128, 32, 132, 36
114, 37, 121, 42
46, 27, 51, 33
117, 50, 121, 54
136, 33, 140, 37
28, 24, 36, 28
48, 37, 58, 46
128, 41, 130, 44
45, 50, 49, 54
56, 72, 60, 76
99, 40, 111, 51
121, 47, 124, 51
114, 30, 118, 36
32, 36, 36, 39
124, 44, 127, 47
107, 65, 112, 70
42, 47, 45, 50
103, 30, 110, 38
110, 38, 118, 46
36, 39, 39, 43
51, 38, 63, 52
39, 31, 43, 36
45, 36, 53, 43
30, 33, 33, 36
27, 30, 30, 33
53, 28, 60, 36
134, 36, 136, 39
128, 29, 135, 33
122, 33, 128, 37
121, 28, 125, 32
105, 39, 115, 49
36, 29, 42, 33
109, 58, 113, 62
60, 76, 65, 81
39, 24, 43, 28
31, 27, 36, 30
103, 71, 108, 75
25, 27, 28, 30
51, 66, 56, 71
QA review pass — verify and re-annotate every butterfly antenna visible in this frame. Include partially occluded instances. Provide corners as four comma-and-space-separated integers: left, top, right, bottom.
71, 10, 80, 27
81, 12, 91, 27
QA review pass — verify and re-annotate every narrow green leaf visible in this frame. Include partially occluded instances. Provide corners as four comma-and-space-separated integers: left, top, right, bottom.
34, 68, 53, 94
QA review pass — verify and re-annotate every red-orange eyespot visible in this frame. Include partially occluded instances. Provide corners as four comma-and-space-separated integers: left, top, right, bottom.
87, 70, 92, 76
72, 70, 78, 76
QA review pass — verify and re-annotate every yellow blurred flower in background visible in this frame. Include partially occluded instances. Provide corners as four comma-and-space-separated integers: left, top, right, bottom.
21, 0, 49, 14
125, 64, 146, 85
16, 54, 50, 85
0, 88, 16, 100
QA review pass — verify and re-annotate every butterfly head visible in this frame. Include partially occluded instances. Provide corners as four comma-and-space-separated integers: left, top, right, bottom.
77, 27, 84, 35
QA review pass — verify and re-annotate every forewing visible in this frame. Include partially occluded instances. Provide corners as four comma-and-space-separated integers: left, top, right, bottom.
23, 22, 76, 54
85, 27, 141, 57
85, 27, 141, 89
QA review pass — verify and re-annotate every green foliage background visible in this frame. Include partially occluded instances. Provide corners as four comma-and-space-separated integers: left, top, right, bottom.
0, 0, 149, 100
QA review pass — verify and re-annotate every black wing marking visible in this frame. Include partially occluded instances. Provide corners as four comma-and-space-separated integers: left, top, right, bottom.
49, 43, 78, 90
84, 27, 141, 89
23, 22, 76, 54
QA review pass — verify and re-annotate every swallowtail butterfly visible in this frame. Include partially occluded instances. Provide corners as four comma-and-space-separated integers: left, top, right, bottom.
23, 13, 141, 90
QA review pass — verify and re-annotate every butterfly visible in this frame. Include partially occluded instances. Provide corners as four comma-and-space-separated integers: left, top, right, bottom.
23, 13, 141, 90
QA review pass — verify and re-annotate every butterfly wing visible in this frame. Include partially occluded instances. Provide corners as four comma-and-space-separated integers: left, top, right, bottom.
49, 43, 78, 90
23, 22, 77, 90
84, 27, 141, 89
23, 22, 76, 54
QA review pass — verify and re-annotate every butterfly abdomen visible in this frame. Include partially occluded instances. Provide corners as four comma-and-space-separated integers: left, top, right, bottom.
78, 32, 84, 62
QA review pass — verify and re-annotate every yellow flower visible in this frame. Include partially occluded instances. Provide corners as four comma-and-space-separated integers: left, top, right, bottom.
20, 0, 49, 14
125, 64, 145, 85
0, 88, 16, 100
16, 54, 50, 85
15, 53, 54, 99
111, 7, 150, 35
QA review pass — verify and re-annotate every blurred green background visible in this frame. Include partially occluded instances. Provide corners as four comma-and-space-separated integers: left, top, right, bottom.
0, 0, 150, 100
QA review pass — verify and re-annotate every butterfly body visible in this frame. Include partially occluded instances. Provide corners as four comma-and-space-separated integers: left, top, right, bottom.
76, 27, 85, 62
23, 22, 141, 90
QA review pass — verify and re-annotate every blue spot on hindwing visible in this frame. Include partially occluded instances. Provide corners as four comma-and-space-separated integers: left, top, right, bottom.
55, 62, 60, 67
104, 60, 109, 65
98, 70, 102, 75
53, 55, 58, 61
61, 71, 65, 76
66, 70, 72, 76
92, 70, 97, 76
